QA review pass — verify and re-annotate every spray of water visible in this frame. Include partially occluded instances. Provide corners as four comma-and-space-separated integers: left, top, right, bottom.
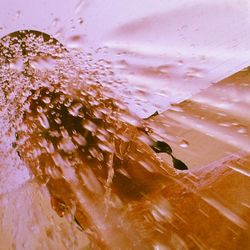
0, 30, 249, 249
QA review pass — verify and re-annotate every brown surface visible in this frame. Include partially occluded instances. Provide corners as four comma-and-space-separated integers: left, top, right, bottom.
147, 67, 250, 169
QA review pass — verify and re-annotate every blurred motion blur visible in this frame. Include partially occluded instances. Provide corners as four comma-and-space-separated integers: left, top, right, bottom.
0, 0, 250, 249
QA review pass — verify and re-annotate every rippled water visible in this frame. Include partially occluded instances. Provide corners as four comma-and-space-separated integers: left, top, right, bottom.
0, 1, 250, 249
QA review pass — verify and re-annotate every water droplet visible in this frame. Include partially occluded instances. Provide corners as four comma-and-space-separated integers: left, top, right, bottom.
179, 140, 189, 148
185, 67, 203, 79
83, 120, 97, 132
30, 55, 57, 71
54, 117, 62, 125
66, 35, 85, 49
203, 196, 248, 229
230, 166, 250, 177
36, 106, 44, 113
114, 59, 128, 70
78, 17, 84, 25
16, 10, 21, 18
75, 0, 84, 14
58, 137, 77, 152
139, 160, 154, 172
68, 103, 83, 117
38, 113, 50, 129
219, 122, 231, 127
157, 65, 172, 74
177, 60, 184, 66
98, 142, 114, 153
42, 96, 51, 104
9, 58, 25, 71
236, 126, 247, 134
181, 25, 188, 30
72, 133, 86, 146
51, 17, 60, 28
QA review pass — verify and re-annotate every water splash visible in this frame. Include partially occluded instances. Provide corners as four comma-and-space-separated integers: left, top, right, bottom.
0, 19, 249, 249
